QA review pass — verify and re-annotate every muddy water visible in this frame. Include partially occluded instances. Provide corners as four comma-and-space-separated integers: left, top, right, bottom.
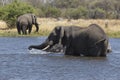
0, 37, 120, 80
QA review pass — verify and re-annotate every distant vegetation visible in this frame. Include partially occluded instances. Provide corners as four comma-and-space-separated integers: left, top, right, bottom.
0, 0, 120, 28
0, 0, 36, 28
26, 0, 120, 19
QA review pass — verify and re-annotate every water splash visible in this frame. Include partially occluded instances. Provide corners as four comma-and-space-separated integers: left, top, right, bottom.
29, 49, 49, 54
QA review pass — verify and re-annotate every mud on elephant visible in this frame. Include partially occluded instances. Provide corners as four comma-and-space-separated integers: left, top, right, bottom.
28, 24, 112, 57
16, 13, 39, 35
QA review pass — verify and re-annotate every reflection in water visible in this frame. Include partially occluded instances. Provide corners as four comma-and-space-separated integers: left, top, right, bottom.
0, 37, 120, 80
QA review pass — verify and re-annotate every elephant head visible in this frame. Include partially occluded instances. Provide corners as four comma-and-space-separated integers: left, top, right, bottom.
29, 13, 39, 32
28, 26, 65, 52
31, 14, 39, 32
31, 14, 36, 24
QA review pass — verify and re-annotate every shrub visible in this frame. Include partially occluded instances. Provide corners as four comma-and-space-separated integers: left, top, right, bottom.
41, 6, 61, 18
0, 0, 36, 28
88, 8, 106, 19
63, 6, 88, 19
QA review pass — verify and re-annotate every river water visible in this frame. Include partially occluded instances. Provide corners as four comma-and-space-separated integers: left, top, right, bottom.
0, 37, 120, 80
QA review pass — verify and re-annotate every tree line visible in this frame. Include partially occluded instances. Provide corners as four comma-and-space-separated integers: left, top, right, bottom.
28, 0, 120, 19
0, 0, 120, 28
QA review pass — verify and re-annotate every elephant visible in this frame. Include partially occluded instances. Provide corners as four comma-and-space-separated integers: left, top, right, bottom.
28, 24, 111, 57
16, 13, 39, 35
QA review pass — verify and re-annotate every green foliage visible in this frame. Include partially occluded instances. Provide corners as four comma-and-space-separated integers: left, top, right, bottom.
26, 0, 120, 19
0, 0, 36, 28
89, 8, 106, 19
40, 6, 61, 18
64, 6, 88, 19
50, 0, 120, 19
1, 0, 119, 23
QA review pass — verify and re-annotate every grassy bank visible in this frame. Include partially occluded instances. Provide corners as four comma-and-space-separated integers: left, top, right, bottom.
0, 18, 120, 37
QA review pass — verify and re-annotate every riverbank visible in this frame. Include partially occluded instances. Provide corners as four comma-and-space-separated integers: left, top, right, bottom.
0, 18, 120, 37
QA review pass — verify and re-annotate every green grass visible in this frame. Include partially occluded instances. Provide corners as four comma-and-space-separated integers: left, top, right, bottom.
0, 29, 120, 38
0, 29, 51, 37
107, 31, 120, 38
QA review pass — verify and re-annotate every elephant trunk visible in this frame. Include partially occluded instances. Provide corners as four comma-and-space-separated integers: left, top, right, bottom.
28, 40, 53, 51
35, 23, 39, 32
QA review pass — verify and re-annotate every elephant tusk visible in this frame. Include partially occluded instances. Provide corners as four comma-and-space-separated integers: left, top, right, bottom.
42, 45, 50, 50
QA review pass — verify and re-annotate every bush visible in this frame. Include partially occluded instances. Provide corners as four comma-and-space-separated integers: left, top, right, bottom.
41, 6, 61, 18
0, 0, 36, 28
63, 6, 88, 19
88, 8, 106, 19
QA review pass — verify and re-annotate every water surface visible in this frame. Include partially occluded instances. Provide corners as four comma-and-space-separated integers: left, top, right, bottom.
0, 37, 120, 80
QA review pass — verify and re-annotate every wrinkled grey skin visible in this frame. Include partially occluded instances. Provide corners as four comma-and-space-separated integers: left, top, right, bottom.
28, 24, 111, 57
47, 44, 64, 52
16, 13, 39, 35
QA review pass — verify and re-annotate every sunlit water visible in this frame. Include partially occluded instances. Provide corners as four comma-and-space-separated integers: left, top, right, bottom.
0, 37, 120, 80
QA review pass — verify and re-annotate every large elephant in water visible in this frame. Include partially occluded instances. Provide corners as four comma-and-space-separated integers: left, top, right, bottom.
28, 24, 111, 57
16, 13, 39, 35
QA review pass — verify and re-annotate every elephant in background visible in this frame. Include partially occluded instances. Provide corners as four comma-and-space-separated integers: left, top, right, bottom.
16, 13, 39, 35
28, 24, 111, 57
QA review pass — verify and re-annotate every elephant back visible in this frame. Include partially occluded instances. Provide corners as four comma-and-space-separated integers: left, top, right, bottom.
17, 15, 29, 25
17, 13, 34, 25
86, 24, 107, 46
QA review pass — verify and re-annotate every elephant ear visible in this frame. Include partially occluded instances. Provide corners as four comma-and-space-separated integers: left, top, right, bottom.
55, 26, 64, 44
31, 14, 36, 24
59, 26, 64, 39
